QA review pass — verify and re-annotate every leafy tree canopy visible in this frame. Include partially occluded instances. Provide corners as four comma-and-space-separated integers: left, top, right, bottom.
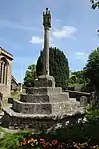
83, 47, 99, 89
24, 64, 36, 87
36, 47, 69, 89
90, 0, 99, 9
68, 70, 87, 86
90, 0, 99, 34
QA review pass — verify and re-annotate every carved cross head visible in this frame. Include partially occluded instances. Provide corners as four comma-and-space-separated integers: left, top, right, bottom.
43, 8, 51, 28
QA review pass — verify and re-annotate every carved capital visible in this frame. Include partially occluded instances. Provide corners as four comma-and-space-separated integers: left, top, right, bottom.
43, 8, 51, 28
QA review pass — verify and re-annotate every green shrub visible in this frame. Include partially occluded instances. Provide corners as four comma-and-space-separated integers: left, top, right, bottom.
0, 130, 33, 149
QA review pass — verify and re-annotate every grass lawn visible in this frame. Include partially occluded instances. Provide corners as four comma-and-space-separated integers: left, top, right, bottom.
68, 83, 84, 87
10, 91, 23, 100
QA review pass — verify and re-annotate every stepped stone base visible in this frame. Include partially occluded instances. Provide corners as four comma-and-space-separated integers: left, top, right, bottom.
12, 98, 80, 115
2, 104, 85, 131
1, 75, 85, 131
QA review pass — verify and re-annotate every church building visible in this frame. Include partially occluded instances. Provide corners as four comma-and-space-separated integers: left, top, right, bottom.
0, 47, 13, 98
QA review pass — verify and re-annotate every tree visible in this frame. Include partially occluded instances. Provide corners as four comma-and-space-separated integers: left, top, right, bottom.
90, 0, 99, 34
90, 0, 99, 9
72, 70, 86, 84
36, 47, 69, 89
70, 75, 77, 84
68, 70, 86, 85
24, 64, 36, 87
83, 48, 99, 90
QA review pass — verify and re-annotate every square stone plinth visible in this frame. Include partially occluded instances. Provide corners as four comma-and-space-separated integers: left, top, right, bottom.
34, 75, 55, 87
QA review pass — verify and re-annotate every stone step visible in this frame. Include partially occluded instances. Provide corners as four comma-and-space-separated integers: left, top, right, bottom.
12, 97, 80, 115
69, 98, 77, 102
26, 87, 62, 94
12, 99, 52, 114
20, 92, 69, 103
51, 92, 69, 102
2, 105, 53, 118
20, 94, 50, 103
2, 105, 85, 130
2, 104, 84, 119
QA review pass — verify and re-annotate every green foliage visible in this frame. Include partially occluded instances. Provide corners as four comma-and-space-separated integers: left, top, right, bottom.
0, 132, 21, 149
36, 51, 43, 76
86, 104, 99, 125
90, 0, 99, 9
84, 48, 99, 89
70, 75, 77, 84
36, 47, 69, 89
0, 130, 33, 149
72, 70, 86, 84
54, 121, 99, 142
10, 91, 21, 100
68, 70, 87, 88
81, 82, 94, 92
90, 0, 99, 36
24, 64, 36, 87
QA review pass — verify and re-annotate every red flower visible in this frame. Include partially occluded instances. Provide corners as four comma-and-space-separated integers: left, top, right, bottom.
40, 138, 45, 144
52, 140, 58, 145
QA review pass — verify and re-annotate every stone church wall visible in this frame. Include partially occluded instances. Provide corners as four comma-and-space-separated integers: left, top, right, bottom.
0, 47, 13, 98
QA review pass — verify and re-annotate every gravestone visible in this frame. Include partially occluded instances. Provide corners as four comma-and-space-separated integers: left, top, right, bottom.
90, 91, 99, 110
80, 96, 87, 107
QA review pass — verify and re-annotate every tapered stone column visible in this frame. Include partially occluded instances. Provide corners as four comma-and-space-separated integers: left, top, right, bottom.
34, 8, 55, 87
43, 8, 51, 75
43, 28, 49, 75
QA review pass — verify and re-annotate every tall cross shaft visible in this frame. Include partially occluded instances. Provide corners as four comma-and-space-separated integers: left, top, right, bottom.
43, 8, 51, 76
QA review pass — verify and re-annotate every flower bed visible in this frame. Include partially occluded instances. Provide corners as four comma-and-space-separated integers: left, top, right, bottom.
19, 137, 99, 149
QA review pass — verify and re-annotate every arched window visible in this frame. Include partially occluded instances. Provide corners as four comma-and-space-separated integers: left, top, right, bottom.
0, 57, 8, 84
0, 61, 2, 83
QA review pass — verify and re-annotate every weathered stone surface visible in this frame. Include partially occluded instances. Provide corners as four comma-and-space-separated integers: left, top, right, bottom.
34, 75, 55, 87
20, 94, 50, 103
12, 100, 52, 114
43, 8, 51, 76
2, 104, 85, 131
80, 96, 87, 107
0, 47, 13, 98
20, 91, 69, 103
12, 94, 79, 115
66, 90, 90, 102
26, 87, 62, 95
90, 91, 99, 109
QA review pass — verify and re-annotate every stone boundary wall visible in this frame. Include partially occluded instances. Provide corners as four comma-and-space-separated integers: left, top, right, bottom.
65, 90, 90, 102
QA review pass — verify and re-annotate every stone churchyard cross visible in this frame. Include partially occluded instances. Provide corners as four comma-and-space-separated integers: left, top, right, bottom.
43, 8, 51, 76
34, 8, 55, 87
1, 8, 84, 130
